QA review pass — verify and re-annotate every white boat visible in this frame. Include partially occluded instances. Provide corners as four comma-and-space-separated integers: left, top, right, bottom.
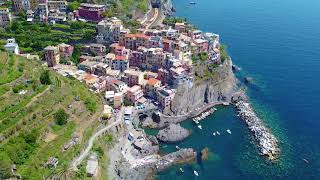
213, 132, 216, 136
227, 129, 232, 134
216, 131, 220, 135
198, 125, 202, 130
194, 170, 199, 176
180, 168, 184, 173
176, 145, 180, 150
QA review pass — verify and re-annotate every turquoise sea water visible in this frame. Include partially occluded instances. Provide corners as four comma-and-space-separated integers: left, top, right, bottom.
152, 0, 320, 179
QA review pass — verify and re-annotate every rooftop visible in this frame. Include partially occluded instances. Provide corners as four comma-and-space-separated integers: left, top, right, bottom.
147, 78, 160, 86
80, 3, 106, 8
115, 55, 127, 61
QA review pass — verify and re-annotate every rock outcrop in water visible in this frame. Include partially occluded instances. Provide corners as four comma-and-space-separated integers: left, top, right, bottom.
171, 59, 238, 115
233, 97, 279, 160
156, 123, 190, 142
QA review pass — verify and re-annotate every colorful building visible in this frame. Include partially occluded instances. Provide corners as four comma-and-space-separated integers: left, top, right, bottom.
144, 78, 161, 99
124, 69, 145, 87
44, 46, 60, 67
156, 87, 175, 109
58, 43, 74, 58
77, 3, 106, 22
126, 85, 143, 104
111, 55, 129, 72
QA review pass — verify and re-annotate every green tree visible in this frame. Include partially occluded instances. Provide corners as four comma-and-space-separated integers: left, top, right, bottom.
54, 108, 69, 126
71, 44, 81, 64
40, 70, 52, 85
67, 1, 80, 12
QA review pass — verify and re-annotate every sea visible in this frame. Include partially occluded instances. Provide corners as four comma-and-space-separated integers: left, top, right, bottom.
150, 0, 320, 179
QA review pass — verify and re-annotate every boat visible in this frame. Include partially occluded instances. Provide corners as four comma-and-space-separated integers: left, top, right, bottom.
194, 170, 199, 176
180, 168, 184, 173
227, 129, 232, 134
216, 131, 220, 135
176, 145, 180, 150
198, 125, 202, 130
213, 132, 216, 136
190, 1, 196, 5
303, 158, 309, 164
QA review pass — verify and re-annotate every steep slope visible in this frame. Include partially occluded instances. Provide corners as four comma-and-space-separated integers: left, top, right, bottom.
171, 59, 238, 115
0, 52, 103, 179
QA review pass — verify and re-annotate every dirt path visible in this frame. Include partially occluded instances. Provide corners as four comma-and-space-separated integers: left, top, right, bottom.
70, 108, 124, 169
25, 85, 51, 108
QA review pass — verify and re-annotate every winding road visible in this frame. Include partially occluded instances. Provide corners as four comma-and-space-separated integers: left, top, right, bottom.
70, 108, 123, 169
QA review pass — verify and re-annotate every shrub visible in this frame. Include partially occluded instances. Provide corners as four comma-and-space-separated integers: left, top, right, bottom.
12, 84, 26, 93
84, 98, 97, 113
54, 108, 69, 125
40, 70, 51, 85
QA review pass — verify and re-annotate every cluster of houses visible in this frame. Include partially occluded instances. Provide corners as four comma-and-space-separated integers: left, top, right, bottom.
46, 16, 221, 113
0, 1, 106, 26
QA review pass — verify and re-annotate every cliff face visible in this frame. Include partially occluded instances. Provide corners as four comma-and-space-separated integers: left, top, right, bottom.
171, 59, 238, 115
161, 0, 174, 15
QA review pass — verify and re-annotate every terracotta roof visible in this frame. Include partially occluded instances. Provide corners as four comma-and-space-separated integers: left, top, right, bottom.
162, 39, 172, 43
147, 78, 160, 86
84, 74, 96, 81
125, 34, 149, 39
115, 56, 127, 61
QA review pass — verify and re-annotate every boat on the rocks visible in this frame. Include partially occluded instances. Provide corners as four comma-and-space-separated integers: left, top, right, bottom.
235, 100, 279, 159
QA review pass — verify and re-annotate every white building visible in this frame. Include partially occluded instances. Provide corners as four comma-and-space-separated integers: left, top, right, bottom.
26, 10, 34, 22
96, 17, 128, 44
4, 38, 19, 54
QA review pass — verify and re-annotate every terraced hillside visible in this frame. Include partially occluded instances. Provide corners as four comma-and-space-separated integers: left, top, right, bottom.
0, 52, 105, 179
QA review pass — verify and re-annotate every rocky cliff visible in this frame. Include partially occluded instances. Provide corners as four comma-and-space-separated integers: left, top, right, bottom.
171, 59, 238, 115
161, 0, 175, 15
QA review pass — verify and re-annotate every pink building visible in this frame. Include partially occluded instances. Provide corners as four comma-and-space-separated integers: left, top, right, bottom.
124, 69, 144, 87
157, 87, 175, 109
58, 43, 74, 58
162, 39, 174, 53
126, 85, 143, 104
193, 39, 209, 53
129, 48, 145, 68
77, 3, 106, 22
120, 33, 150, 50
157, 68, 170, 85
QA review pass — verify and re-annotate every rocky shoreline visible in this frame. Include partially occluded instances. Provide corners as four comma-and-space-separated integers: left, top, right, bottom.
156, 123, 190, 142
234, 100, 279, 160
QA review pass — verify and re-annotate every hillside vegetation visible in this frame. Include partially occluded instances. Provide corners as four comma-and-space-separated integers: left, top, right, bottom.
0, 52, 104, 179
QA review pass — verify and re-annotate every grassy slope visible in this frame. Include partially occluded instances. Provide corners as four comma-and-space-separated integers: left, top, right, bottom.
0, 52, 104, 179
